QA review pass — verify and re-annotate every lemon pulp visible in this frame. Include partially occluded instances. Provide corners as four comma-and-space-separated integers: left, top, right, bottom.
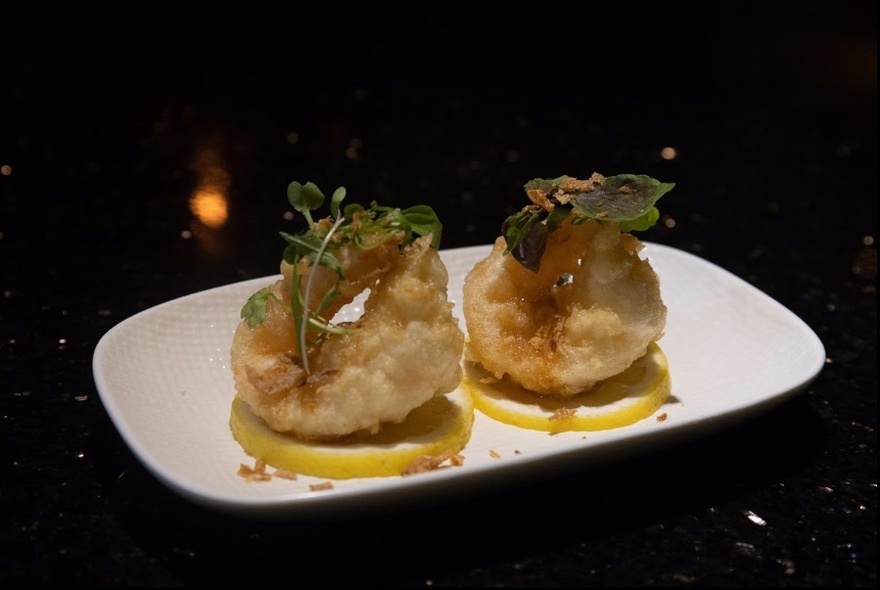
229, 388, 474, 479
463, 341, 671, 433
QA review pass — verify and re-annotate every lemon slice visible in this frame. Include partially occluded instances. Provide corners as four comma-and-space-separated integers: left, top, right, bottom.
463, 341, 671, 433
229, 388, 474, 479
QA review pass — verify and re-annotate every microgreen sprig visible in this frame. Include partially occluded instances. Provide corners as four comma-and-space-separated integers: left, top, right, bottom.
240, 180, 443, 374
502, 173, 675, 272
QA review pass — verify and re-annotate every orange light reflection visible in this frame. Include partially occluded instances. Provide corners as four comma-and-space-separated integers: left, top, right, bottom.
190, 189, 228, 228
188, 145, 230, 228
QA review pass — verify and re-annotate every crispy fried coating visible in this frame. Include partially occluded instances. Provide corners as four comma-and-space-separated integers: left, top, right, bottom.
462, 219, 666, 397
230, 236, 465, 439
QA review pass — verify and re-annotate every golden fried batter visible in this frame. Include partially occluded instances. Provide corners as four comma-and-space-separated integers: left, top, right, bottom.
462, 219, 666, 397
231, 236, 465, 438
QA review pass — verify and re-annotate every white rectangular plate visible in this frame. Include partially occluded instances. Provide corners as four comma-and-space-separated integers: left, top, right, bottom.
93, 243, 826, 517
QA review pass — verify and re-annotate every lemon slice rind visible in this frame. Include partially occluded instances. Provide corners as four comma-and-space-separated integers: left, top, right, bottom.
230, 388, 475, 479
464, 341, 671, 433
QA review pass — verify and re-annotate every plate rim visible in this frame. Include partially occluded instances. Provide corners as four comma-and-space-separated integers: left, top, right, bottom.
92, 241, 826, 516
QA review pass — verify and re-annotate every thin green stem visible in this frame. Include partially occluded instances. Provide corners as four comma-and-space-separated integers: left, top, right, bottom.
299, 215, 346, 374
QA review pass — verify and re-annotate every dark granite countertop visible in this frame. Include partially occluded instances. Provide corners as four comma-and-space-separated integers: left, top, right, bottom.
2, 3, 875, 586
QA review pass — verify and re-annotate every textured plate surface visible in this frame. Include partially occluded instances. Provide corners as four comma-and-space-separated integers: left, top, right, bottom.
93, 242, 826, 516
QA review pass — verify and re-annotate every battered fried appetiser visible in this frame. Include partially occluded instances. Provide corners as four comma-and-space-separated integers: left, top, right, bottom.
230, 181, 466, 451
463, 173, 674, 398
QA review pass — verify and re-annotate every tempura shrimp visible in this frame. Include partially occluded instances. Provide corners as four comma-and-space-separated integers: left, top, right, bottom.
462, 218, 667, 397
230, 234, 465, 439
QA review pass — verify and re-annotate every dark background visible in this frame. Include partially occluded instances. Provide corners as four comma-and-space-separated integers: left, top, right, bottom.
1, 2, 876, 586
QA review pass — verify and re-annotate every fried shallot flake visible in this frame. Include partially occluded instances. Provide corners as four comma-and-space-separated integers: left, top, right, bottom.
237, 459, 272, 482
309, 482, 334, 491
236, 458, 302, 483
401, 450, 464, 476
549, 408, 578, 421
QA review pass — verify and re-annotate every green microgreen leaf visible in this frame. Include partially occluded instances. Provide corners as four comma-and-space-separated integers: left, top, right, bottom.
523, 176, 568, 193
255, 180, 446, 374
287, 181, 325, 227
510, 220, 548, 272
400, 205, 443, 249
502, 172, 674, 272
240, 288, 272, 327
281, 232, 344, 276
619, 206, 661, 233
545, 206, 570, 233
568, 174, 675, 223
343, 203, 366, 219
502, 209, 553, 271
330, 187, 346, 219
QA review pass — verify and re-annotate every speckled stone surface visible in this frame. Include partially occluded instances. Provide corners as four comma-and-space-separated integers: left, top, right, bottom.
1, 4, 875, 586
